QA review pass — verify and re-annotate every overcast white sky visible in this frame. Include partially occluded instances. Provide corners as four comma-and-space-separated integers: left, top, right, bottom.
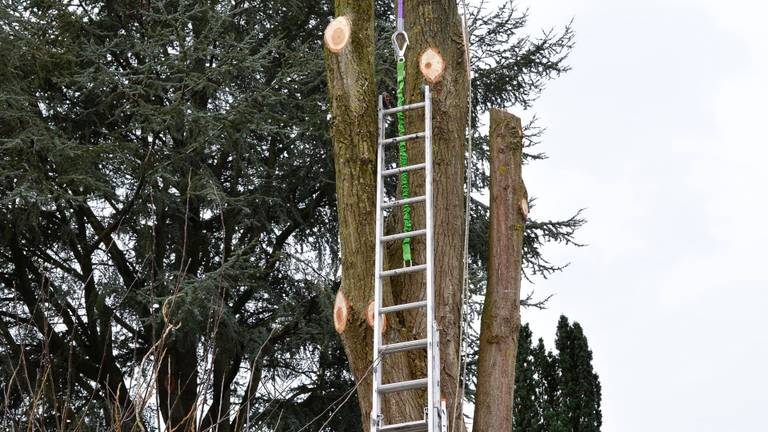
499, 0, 768, 430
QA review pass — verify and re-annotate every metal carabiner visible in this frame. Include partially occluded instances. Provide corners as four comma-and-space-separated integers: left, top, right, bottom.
391, 30, 409, 61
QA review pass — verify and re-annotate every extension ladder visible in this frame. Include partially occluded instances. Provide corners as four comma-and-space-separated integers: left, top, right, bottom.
372, 85, 448, 432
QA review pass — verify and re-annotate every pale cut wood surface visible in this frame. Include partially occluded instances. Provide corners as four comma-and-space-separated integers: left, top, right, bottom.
324, 16, 351, 53
419, 48, 445, 83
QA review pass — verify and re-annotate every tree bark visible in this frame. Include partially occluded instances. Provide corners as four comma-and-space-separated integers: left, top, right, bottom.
472, 109, 527, 431
324, 0, 469, 430
323, 1, 380, 428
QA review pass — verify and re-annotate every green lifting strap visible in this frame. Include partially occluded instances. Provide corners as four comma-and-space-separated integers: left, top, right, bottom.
396, 60, 413, 263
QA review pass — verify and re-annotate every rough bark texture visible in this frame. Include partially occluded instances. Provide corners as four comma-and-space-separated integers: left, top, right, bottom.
324, 1, 380, 428
324, 1, 469, 430
398, 3, 469, 430
472, 109, 527, 431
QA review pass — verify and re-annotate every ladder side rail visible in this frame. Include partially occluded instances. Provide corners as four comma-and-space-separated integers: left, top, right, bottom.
434, 323, 445, 430
372, 95, 386, 431
424, 85, 436, 432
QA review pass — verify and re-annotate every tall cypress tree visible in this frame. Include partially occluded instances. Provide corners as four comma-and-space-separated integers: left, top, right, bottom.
514, 324, 544, 431
513, 316, 602, 431
556, 316, 602, 431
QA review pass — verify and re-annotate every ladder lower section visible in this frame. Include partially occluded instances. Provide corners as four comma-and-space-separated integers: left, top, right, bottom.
372, 86, 447, 432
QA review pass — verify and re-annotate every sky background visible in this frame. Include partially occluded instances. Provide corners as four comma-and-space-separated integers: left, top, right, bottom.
493, 0, 768, 430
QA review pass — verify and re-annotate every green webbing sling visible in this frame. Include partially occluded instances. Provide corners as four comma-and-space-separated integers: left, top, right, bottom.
396, 60, 413, 263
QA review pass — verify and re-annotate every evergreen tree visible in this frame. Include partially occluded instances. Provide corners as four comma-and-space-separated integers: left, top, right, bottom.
513, 324, 544, 431
534, 336, 566, 432
556, 316, 603, 431
513, 317, 602, 431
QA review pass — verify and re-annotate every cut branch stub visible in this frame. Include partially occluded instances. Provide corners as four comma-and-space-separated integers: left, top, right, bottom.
419, 48, 445, 83
366, 301, 387, 333
520, 198, 529, 219
334, 289, 350, 334
324, 16, 351, 53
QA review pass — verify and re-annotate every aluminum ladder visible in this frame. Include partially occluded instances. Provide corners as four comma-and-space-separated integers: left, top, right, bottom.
372, 85, 448, 432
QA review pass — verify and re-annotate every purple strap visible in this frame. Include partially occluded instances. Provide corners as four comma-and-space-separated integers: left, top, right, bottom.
397, 0, 404, 19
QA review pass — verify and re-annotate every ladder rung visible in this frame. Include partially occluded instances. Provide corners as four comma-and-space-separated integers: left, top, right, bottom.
382, 196, 425, 209
379, 420, 428, 432
378, 378, 428, 394
380, 300, 427, 314
382, 163, 426, 176
380, 132, 425, 146
382, 102, 426, 115
380, 338, 428, 354
380, 264, 426, 278
381, 229, 426, 243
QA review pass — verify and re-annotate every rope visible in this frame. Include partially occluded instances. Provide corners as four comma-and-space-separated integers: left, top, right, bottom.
397, 60, 413, 263
453, 0, 473, 430
394, 0, 412, 264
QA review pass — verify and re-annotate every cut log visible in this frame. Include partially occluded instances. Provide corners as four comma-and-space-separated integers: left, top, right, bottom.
419, 48, 445, 83
334, 289, 350, 334
473, 108, 527, 431
324, 16, 351, 53
366, 301, 387, 333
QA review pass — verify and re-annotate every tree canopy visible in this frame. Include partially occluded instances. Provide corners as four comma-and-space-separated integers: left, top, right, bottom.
0, 0, 580, 430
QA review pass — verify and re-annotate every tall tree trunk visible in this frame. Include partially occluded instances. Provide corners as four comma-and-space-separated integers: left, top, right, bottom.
473, 109, 527, 430
324, 0, 469, 430
324, 1, 381, 429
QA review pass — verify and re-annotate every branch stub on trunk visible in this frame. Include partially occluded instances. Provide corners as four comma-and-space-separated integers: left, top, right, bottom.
420, 48, 445, 83
366, 300, 387, 333
334, 289, 350, 334
520, 198, 529, 219
324, 16, 351, 53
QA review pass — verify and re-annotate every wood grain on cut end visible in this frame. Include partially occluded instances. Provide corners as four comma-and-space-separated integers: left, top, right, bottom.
324, 16, 351, 53
334, 289, 350, 334
419, 48, 445, 83
366, 301, 387, 333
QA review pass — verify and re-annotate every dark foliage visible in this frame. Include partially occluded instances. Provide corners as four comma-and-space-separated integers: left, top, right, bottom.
512, 318, 602, 431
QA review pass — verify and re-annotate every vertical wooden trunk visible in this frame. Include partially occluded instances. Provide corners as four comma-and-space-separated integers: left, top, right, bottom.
323, 2, 380, 428
324, 1, 469, 430
398, 2, 469, 429
472, 109, 527, 431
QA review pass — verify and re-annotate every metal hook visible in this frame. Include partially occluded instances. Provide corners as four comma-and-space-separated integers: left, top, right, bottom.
391, 30, 409, 60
